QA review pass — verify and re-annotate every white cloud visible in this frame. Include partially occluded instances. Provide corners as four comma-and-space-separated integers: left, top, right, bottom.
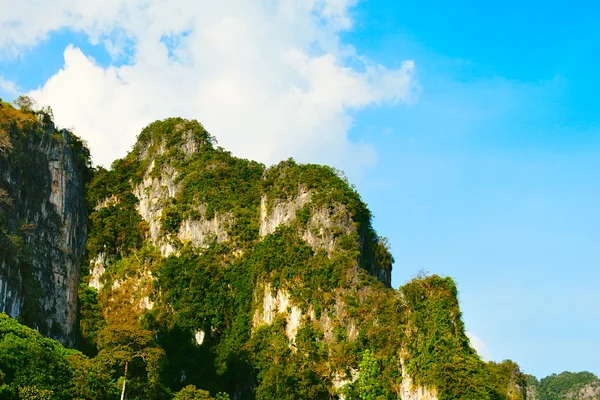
0, 77, 18, 96
467, 331, 492, 361
1, 0, 417, 175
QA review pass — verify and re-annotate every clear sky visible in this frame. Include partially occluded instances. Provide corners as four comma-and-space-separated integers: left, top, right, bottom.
0, 0, 598, 379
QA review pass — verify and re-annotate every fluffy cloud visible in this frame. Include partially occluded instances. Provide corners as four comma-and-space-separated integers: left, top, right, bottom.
466, 331, 492, 361
0, 78, 18, 96
2, 0, 417, 174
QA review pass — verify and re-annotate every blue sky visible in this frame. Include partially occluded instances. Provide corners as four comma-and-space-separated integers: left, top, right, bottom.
1, 0, 598, 379
347, 0, 600, 378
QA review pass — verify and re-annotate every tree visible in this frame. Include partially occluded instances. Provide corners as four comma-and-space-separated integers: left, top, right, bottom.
13, 96, 35, 113
95, 322, 168, 400
0, 314, 73, 399
356, 350, 386, 400
173, 385, 230, 400
18, 386, 54, 400
66, 351, 117, 400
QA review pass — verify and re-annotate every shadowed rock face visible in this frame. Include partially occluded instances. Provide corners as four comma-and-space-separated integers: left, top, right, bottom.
0, 107, 89, 346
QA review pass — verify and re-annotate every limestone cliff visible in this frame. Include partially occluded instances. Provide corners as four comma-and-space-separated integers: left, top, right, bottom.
0, 109, 587, 400
79, 118, 523, 399
0, 102, 89, 346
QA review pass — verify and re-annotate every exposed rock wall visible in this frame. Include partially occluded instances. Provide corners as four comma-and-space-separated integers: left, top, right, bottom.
0, 116, 88, 346
88, 253, 106, 290
302, 203, 354, 253
177, 215, 231, 248
132, 136, 231, 256
259, 181, 392, 287
253, 286, 440, 400
570, 382, 600, 399
252, 283, 303, 341
524, 385, 537, 400
133, 161, 180, 255
259, 189, 311, 237
259, 189, 356, 254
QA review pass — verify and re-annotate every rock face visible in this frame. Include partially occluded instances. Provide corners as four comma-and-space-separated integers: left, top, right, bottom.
524, 385, 537, 400
0, 105, 89, 346
252, 283, 304, 341
82, 118, 523, 399
133, 161, 181, 255
259, 189, 312, 237
400, 359, 438, 400
571, 382, 600, 399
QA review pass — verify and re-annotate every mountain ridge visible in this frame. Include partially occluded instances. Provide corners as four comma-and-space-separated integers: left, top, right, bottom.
0, 102, 593, 399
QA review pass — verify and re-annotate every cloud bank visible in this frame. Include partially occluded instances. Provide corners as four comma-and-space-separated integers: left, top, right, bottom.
1, 0, 416, 173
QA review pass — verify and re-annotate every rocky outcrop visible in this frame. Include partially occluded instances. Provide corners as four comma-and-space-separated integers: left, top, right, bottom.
253, 283, 304, 341
0, 109, 88, 346
177, 214, 231, 248
569, 382, 600, 399
133, 161, 180, 255
259, 188, 312, 237
259, 188, 356, 254
400, 359, 438, 400
302, 203, 355, 253
259, 182, 391, 287
132, 134, 230, 256
333, 369, 359, 400
524, 384, 537, 400
88, 253, 106, 290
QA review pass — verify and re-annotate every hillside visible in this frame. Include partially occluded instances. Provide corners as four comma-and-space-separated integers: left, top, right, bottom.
525, 372, 600, 400
0, 104, 551, 399
77, 117, 528, 399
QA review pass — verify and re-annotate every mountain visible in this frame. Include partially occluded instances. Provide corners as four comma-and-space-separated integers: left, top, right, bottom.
525, 372, 600, 400
80, 117, 527, 399
0, 99, 89, 346
0, 101, 586, 399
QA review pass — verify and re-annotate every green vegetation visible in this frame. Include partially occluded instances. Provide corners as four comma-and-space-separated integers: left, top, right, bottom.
2, 109, 563, 399
261, 159, 393, 284
79, 118, 399, 398
533, 371, 600, 399
354, 350, 387, 399
0, 313, 116, 399
85, 165, 147, 261
173, 385, 230, 400
75, 117, 538, 399
402, 275, 529, 400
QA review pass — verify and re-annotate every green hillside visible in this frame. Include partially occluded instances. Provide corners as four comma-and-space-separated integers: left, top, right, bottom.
3, 104, 584, 399
77, 117, 527, 399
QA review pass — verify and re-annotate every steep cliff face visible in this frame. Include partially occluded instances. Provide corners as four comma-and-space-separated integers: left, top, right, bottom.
0, 107, 587, 400
0, 102, 89, 346
79, 118, 524, 399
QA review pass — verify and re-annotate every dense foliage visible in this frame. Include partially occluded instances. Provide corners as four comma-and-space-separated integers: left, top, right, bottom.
79, 118, 402, 397
531, 371, 600, 399
0, 313, 116, 399
73, 117, 541, 399
1, 109, 558, 399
